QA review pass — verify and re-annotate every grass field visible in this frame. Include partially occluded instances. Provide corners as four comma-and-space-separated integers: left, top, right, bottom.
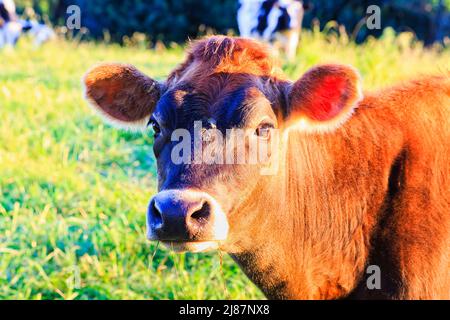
0, 28, 449, 299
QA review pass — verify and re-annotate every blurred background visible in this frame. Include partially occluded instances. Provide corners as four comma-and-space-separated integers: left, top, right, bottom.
0, 0, 449, 300
11, 0, 450, 45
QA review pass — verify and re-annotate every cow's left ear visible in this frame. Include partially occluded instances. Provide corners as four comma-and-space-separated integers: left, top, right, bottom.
83, 63, 161, 130
286, 64, 362, 132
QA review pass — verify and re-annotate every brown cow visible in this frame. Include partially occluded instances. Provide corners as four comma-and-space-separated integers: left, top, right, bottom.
83, 36, 450, 300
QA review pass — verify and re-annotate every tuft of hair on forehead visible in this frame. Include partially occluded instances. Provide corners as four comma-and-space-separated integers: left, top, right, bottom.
191, 36, 271, 68
168, 36, 284, 84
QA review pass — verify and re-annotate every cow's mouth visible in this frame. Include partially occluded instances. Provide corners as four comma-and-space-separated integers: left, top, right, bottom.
160, 240, 221, 253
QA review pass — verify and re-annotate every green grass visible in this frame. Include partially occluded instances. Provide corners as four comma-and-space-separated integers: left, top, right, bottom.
0, 28, 449, 299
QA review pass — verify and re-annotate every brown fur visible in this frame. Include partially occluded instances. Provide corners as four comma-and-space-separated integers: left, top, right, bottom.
231, 75, 450, 299
167, 36, 284, 84
84, 36, 450, 299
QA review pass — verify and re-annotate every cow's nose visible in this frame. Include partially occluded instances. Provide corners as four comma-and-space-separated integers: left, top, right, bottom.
147, 189, 227, 241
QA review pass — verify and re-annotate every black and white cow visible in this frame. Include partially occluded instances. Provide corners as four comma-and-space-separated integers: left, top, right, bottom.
0, 0, 20, 46
0, 0, 54, 48
0, 0, 16, 24
237, 0, 308, 59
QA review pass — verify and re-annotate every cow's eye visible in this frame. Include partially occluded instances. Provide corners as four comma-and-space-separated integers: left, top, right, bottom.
148, 118, 161, 136
255, 123, 274, 139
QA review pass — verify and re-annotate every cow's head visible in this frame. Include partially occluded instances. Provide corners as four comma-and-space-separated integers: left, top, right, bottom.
84, 36, 362, 253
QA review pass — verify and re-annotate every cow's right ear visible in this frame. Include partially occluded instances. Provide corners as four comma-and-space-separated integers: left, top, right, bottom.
83, 63, 161, 130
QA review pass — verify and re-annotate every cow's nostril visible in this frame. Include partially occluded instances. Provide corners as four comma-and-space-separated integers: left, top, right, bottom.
190, 201, 211, 223
149, 199, 163, 227
148, 190, 228, 242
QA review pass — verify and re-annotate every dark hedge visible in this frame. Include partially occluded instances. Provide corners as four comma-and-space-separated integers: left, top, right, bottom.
14, 0, 450, 45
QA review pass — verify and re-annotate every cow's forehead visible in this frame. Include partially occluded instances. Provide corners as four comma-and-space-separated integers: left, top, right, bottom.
154, 77, 272, 129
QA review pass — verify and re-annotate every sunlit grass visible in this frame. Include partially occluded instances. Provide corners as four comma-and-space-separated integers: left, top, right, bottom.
0, 28, 448, 299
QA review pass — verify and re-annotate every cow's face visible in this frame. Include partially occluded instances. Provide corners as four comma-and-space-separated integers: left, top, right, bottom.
84, 38, 361, 253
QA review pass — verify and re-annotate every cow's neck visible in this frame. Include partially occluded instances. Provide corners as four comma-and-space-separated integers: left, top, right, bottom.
230, 109, 401, 299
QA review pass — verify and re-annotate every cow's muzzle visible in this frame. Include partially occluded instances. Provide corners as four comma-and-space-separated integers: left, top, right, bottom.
146, 189, 228, 252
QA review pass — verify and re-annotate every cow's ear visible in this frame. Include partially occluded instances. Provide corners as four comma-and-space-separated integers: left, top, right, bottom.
83, 63, 161, 130
286, 64, 362, 132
